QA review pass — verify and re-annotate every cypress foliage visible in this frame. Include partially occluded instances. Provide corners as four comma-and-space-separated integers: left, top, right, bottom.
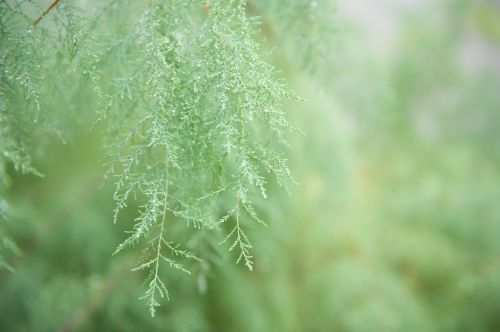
1, 0, 325, 314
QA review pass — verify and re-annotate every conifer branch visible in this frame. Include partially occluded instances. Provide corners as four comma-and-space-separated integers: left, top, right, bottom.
1, 0, 299, 314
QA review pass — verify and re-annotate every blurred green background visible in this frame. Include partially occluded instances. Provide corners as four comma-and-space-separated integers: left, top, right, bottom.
2, 0, 500, 331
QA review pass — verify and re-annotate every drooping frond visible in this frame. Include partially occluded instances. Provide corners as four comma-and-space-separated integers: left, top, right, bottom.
98, 0, 298, 313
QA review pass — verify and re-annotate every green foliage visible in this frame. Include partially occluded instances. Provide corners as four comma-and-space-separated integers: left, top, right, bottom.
1, 3, 41, 176
94, 0, 298, 314
1, 0, 45, 270
2, 0, 500, 330
1, 0, 304, 315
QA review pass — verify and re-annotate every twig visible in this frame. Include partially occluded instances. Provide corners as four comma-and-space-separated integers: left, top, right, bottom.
32, 0, 61, 27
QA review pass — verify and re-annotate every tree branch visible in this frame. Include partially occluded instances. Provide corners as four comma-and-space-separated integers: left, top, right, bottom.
32, 0, 61, 27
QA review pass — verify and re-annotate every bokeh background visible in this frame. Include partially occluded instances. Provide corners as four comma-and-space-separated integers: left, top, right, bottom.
2, 0, 500, 331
